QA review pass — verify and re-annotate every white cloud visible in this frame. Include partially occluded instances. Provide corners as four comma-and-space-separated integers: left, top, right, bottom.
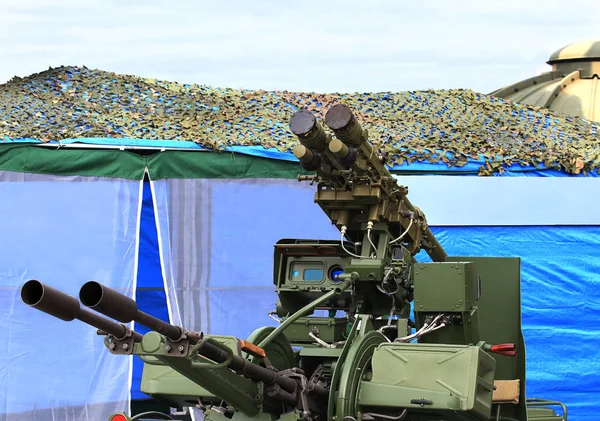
0, 0, 599, 93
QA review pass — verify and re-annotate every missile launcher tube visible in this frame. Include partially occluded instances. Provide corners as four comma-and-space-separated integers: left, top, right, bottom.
289, 104, 447, 262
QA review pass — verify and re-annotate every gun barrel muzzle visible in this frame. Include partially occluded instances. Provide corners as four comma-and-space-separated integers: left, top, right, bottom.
79, 281, 137, 323
324, 104, 363, 146
80, 281, 182, 341
21, 280, 142, 342
21, 279, 80, 321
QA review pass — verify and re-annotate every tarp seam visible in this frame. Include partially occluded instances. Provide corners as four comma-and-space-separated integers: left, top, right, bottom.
129, 178, 145, 416
147, 168, 177, 325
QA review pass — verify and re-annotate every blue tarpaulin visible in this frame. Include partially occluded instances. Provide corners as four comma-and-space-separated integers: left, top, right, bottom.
0, 137, 596, 420
131, 181, 170, 401
0, 171, 141, 420
131, 169, 598, 421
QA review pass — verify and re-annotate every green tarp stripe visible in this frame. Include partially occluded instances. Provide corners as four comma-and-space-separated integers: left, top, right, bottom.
0, 145, 310, 179
0, 144, 477, 179
0, 144, 146, 180
146, 150, 310, 179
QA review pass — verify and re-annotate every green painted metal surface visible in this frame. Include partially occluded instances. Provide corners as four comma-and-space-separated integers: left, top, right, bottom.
282, 317, 347, 343
19, 104, 568, 421
414, 262, 479, 312
448, 257, 528, 421
363, 343, 495, 419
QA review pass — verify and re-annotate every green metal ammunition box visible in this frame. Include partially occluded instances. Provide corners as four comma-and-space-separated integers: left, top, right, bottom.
283, 317, 347, 342
141, 364, 214, 408
414, 262, 480, 312
360, 343, 495, 420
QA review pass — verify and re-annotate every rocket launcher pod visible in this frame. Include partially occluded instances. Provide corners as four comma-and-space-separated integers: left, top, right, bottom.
288, 104, 448, 262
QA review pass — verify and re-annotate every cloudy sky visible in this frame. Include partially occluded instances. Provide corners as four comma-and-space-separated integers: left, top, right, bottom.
1, 0, 599, 94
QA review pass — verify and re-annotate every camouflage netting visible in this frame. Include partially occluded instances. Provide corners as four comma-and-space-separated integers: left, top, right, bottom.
1, 65, 599, 175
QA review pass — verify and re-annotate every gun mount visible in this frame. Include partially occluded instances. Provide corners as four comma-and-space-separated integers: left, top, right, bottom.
20, 105, 567, 421
290, 104, 445, 263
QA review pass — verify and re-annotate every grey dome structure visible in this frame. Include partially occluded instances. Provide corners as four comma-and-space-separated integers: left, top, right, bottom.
490, 39, 600, 122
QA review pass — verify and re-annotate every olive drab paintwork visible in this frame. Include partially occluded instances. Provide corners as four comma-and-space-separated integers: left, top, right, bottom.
490, 39, 600, 122
20, 105, 568, 421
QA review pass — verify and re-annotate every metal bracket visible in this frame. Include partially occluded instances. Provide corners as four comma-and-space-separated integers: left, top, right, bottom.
104, 329, 136, 355
164, 337, 191, 357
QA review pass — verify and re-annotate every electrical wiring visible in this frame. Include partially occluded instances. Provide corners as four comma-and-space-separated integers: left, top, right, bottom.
308, 332, 336, 348
268, 311, 282, 323
389, 219, 413, 245
366, 221, 377, 259
395, 323, 430, 343
395, 313, 446, 342
376, 267, 397, 296
308, 332, 346, 349
131, 411, 175, 420
361, 409, 408, 420
340, 226, 365, 259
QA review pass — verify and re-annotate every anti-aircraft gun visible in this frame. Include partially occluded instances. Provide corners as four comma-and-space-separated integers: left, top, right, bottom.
20, 105, 568, 421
